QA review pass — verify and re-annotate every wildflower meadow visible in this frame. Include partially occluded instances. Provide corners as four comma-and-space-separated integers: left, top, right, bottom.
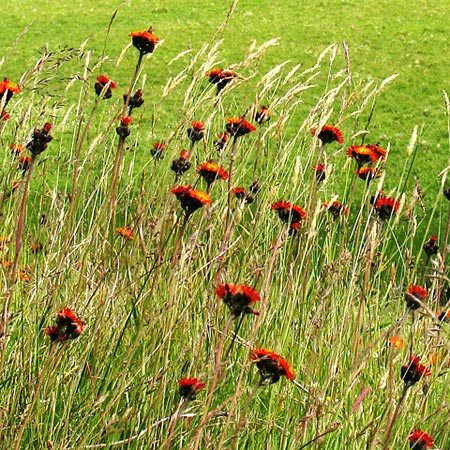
1, 0, 450, 449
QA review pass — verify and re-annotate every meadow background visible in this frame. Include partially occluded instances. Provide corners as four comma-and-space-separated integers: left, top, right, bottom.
1, 0, 450, 449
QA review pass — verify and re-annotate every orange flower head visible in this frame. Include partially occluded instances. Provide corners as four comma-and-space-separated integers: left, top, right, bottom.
226, 117, 256, 137
214, 132, 229, 154
346, 145, 379, 165
254, 105, 271, 124
178, 377, 205, 400
355, 166, 382, 182
367, 144, 387, 160
314, 164, 326, 183
408, 429, 434, 449
205, 68, 237, 93
1, 110, 10, 121
54, 308, 85, 340
232, 187, 254, 204
216, 283, 260, 316
129, 27, 160, 54
312, 125, 344, 144
120, 116, 132, 126
373, 197, 399, 220
405, 285, 428, 310
272, 201, 306, 225
116, 227, 134, 239
423, 235, 439, 257
151, 142, 166, 161
389, 335, 404, 349
197, 161, 229, 185
401, 354, 431, 387
0, 78, 20, 107
171, 150, 191, 178
187, 121, 205, 143
171, 185, 211, 216
95, 75, 117, 98
322, 201, 348, 218
251, 348, 295, 384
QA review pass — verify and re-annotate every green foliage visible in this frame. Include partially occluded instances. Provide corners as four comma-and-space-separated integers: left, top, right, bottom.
0, 1, 449, 449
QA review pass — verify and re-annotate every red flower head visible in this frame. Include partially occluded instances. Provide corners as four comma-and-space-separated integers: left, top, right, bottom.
408, 429, 434, 449
232, 187, 254, 204
314, 164, 326, 183
19, 156, 33, 173
322, 201, 348, 218
346, 145, 379, 165
171, 150, 191, 179
94, 75, 117, 99
116, 116, 132, 138
401, 354, 431, 387
187, 121, 205, 143
178, 377, 205, 400
26, 123, 53, 157
1, 109, 10, 121
373, 197, 399, 220
123, 89, 144, 112
171, 185, 211, 216
254, 105, 271, 125
226, 117, 256, 137
405, 285, 428, 310
423, 235, 438, 258
205, 68, 237, 94
367, 144, 387, 161
46, 308, 84, 342
129, 27, 160, 54
312, 125, 344, 145
216, 283, 260, 316
355, 166, 382, 182
214, 132, 229, 155
150, 142, 167, 161
0, 78, 20, 106
196, 161, 229, 185
251, 348, 295, 384
272, 201, 306, 226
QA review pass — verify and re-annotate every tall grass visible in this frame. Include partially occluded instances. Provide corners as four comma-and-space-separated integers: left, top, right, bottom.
0, 4, 449, 450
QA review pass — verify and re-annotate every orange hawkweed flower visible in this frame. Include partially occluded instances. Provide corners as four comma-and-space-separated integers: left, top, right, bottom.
314, 164, 326, 183
401, 354, 431, 387
232, 187, 254, 204
408, 429, 434, 449
423, 235, 438, 257
116, 227, 134, 239
129, 27, 160, 54
26, 122, 53, 157
18, 269, 30, 282
272, 201, 306, 225
389, 335, 404, 349
254, 105, 271, 124
1, 110, 10, 121
214, 132, 229, 154
405, 285, 428, 310
205, 68, 237, 93
95, 75, 117, 98
171, 150, 191, 178
197, 161, 229, 185
171, 185, 211, 216
178, 378, 205, 400
187, 121, 205, 143
46, 307, 85, 342
225, 117, 256, 137
0, 78, 20, 106
373, 197, 399, 220
151, 142, 167, 161
355, 166, 382, 182
367, 144, 387, 160
116, 116, 132, 138
322, 201, 348, 218
346, 145, 379, 165
251, 348, 295, 384
216, 283, 260, 316
312, 125, 344, 145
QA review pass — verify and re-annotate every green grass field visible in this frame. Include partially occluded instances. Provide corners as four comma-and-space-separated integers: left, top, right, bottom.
1, 1, 450, 449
